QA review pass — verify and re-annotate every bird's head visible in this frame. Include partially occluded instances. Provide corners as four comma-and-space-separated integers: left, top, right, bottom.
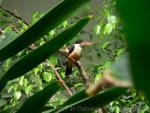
75, 40, 93, 46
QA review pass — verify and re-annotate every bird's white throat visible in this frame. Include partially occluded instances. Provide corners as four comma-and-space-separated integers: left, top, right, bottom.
74, 44, 82, 56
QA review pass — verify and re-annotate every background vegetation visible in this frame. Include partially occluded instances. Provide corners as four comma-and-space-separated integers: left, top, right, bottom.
0, 0, 149, 113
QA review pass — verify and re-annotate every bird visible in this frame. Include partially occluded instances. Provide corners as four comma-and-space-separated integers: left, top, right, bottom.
65, 40, 93, 76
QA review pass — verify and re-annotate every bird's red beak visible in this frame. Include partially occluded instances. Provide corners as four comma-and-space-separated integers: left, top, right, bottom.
80, 41, 94, 46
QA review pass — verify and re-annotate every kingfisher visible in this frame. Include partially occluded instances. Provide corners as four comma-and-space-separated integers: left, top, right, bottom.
65, 40, 93, 76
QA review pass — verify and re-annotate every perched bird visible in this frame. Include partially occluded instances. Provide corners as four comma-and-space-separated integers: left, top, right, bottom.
65, 40, 93, 76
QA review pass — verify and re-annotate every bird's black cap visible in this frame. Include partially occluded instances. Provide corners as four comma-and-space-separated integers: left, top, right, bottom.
75, 40, 84, 44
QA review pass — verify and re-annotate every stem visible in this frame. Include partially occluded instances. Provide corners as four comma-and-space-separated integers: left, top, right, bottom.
0, 6, 29, 26
46, 60, 73, 96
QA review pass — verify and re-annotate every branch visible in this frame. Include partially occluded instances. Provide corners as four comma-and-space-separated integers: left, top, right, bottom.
86, 70, 131, 96
58, 50, 91, 87
46, 60, 73, 96
0, 6, 29, 26
75, 61, 90, 86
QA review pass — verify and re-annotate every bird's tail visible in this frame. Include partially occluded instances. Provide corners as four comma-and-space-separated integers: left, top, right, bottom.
65, 60, 72, 76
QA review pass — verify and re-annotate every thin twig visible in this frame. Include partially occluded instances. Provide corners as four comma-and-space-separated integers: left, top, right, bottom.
0, 6, 29, 26
46, 60, 73, 96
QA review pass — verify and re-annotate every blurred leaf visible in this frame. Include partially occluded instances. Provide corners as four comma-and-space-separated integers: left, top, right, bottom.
74, 83, 83, 88
108, 15, 117, 25
23, 78, 28, 87
0, 0, 3, 4
117, 48, 125, 56
1, 58, 13, 72
103, 23, 113, 34
18, 76, 24, 86
103, 15, 117, 35
102, 41, 110, 49
32, 12, 44, 24
104, 60, 112, 69
63, 20, 68, 28
49, 55, 58, 66
16, 81, 61, 113
24, 85, 32, 95
63, 90, 88, 107
0, 16, 91, 92
0, 31, 18, 50
0, 0, 91, 61
14, 91, 21, 100
0, 99, 7, 107
42, 72, 53, 82
49, 30, 55, 37
57, 87, 127, 113
109, 53, 131, 82
116, 0, 150, 101
95, 73, 103, 82
33, 68, 39, 75
0, 103, 22, 113
12, 83, 18, 91
115, 106, 120, 113
95, 25, 101, 35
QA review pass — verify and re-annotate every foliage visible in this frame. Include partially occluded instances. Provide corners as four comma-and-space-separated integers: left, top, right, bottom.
116, 0, 150, 103
0, 0, 149, 113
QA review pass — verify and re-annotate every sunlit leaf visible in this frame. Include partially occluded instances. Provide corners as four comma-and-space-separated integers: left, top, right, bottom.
95, 25, 101, 35
49, 55, 58, 66
14, 91, 21, 100
102, 41, 110, 49
103, 23, 113, 34
95, 73, 103, 82
24, 85, 32, 95
117, 48, 125, 56
104, 60, 112, 69
42, 72, 53, 82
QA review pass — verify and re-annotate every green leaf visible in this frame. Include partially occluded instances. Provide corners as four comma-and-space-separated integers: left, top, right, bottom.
0, 99, 7, 107
16, 81, 61, 113
0, 0, 91, 61
95, 25, 101, 35
104, 60, 112, 69
49, 55, 58, 66
0, 104, 21, 113
116, 0, 150, 101
0, 16, 91, 92
57, 87, 127, 113
108, 15, 117, 24
102, 41, 110, 49
18, 76, 24, 86
117, 48, 125, 56
0, 31, 18, 49
14, 91, 22, 100
103, 23, 113, 34
110, 53, 131, 81
49, 90, 88, 113
42, 72, 53, 82
0, 107, 16, 113
95, 73, 103, 82
24, 85, 32, 95
63, 90, 88, 107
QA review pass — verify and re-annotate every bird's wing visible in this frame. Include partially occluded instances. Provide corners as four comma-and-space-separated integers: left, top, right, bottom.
68, 45, 75, 55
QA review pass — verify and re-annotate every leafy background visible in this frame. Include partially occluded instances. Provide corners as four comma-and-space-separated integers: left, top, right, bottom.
0, 0, 150, 113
